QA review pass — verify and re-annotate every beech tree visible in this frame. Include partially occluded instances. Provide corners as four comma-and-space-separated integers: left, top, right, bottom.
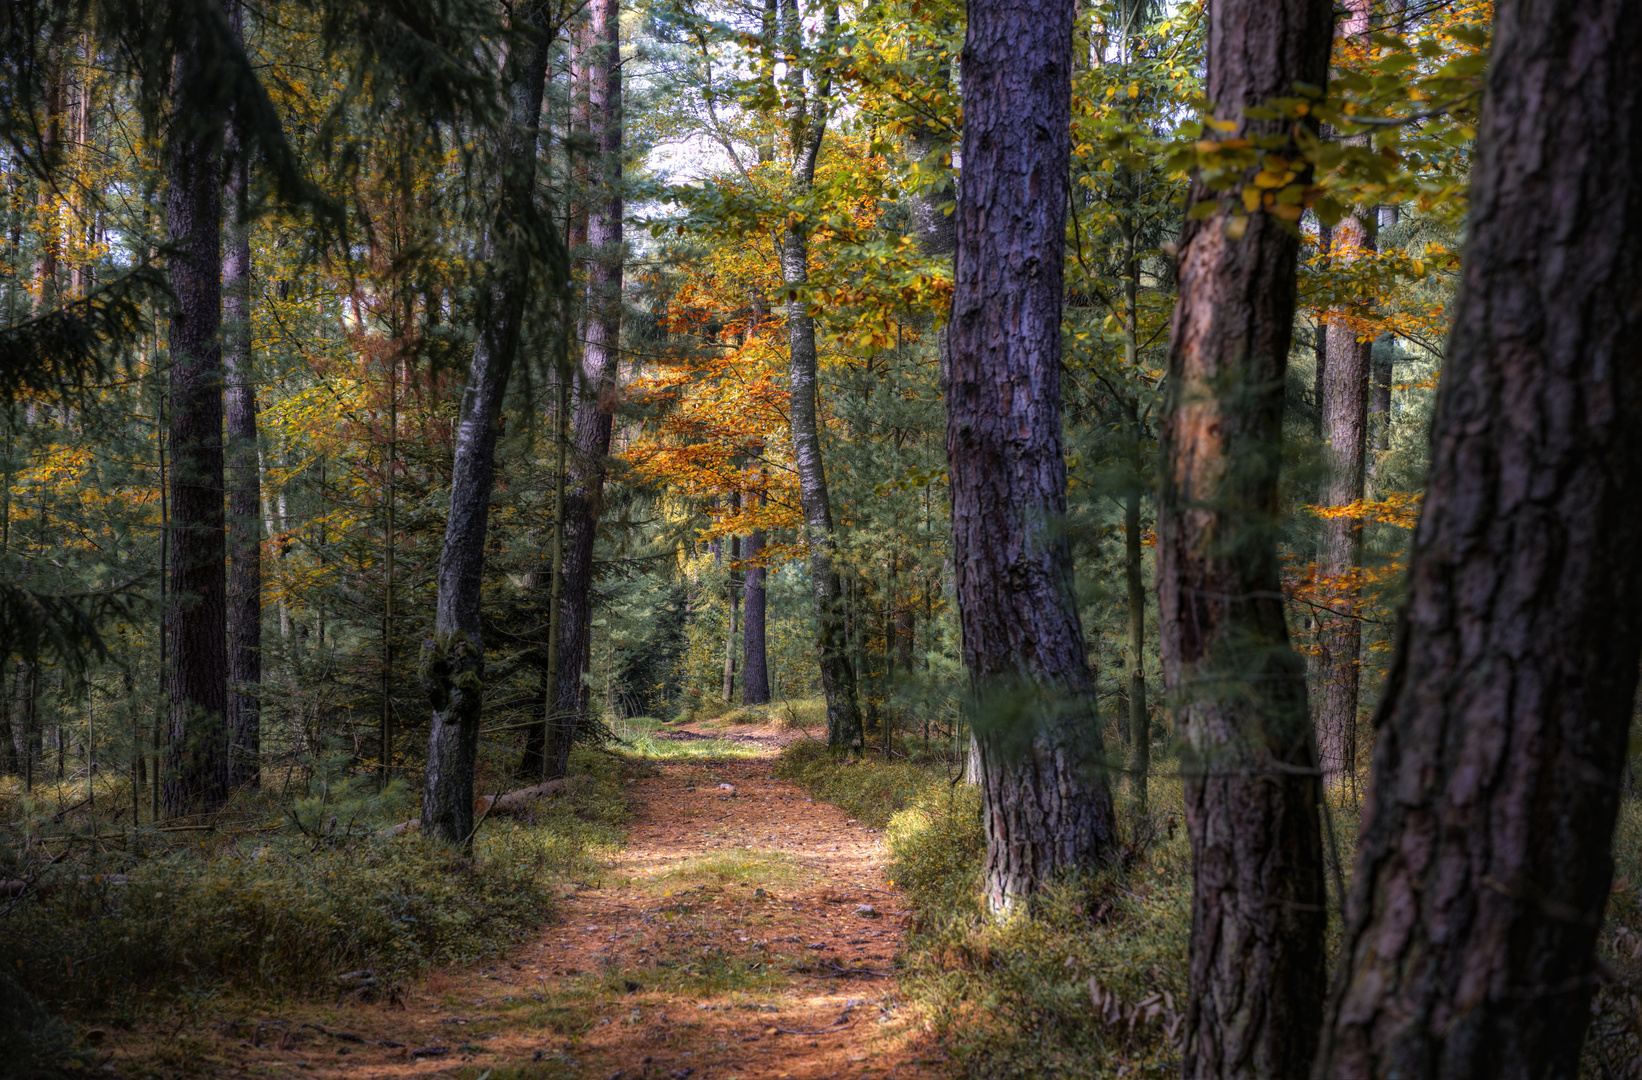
946, 0, 1117, 912
1155, 0, 1333, 1074
1317, 0, 1642, 1073
777, 0, 864, 751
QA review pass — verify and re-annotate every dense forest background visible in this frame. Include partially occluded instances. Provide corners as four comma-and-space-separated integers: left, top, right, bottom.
6, 0, 1642, 1076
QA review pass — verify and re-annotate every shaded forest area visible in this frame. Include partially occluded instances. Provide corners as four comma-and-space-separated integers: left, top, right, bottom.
5, 0, 1642, 1076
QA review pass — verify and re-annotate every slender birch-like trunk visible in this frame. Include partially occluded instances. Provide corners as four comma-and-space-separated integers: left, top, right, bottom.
421, 8, 555, 843
778, 0, 862, 750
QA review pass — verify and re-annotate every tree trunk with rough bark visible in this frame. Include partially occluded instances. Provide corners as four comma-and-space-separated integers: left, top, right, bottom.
779, 0, 861, 751
1124, 488, 1148, 813
1318, 1, 1642, 1074
742, 469, 770, 705
223, 0, 260, 792
1314, 0, 1375, 789
163, 12, 230, 815
547, 0, 622, 780
722, 530, 739, 703
1156, 0, 1333, 1074
421, 9, 554, 844
947, 0, 1117, 914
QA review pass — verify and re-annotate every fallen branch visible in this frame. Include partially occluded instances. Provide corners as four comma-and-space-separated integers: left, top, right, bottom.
382, 776, 591, 837
0, 873, 130, 898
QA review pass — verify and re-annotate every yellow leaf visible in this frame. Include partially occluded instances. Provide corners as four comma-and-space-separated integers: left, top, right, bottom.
1271, 203, 1303, 222
1127, 82, 1139, 98
1241, 185, 1261, 212
1224, 214, 1249, 240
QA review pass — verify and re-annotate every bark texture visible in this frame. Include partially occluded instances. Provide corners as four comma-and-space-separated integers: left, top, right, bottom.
1317, 1, 1642, 1075
779, 0, 861, 750
742, 474, 770, 704
421, 9, 553, 843
223, 0, 260, 791
1156, 0, 1333, 1074
1124, 488, 1148, 812
548, 0, 622, 780
1315, 205, 1372, 785
1314, 0, 1375, 788
947, 0, 1117, 913
163, 12, 230, 815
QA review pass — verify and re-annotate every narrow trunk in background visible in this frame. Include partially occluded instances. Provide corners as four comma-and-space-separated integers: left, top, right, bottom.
1155, 0, 1333, 1074
779, 0, 861, 751
1314, 0, 1374, 788
742, 466, 770, 705
163, 13, 230, 815
1124, 488, 1148, 814
548, 0, 623, 779
421, 8, 554, 843
1119, 169, 1149, 813
224, 0, 260, 791
1318, 1, 1642, 1074
947, 0, 1117, 913
722, 489, 740, 704
525, 376, 568, 779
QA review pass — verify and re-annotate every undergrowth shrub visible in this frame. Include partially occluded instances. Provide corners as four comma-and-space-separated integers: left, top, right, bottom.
776, 740, 1192, 1078
0, 748, 629, 1015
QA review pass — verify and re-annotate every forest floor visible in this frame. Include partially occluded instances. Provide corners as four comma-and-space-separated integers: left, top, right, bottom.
96, 717, 948, 1080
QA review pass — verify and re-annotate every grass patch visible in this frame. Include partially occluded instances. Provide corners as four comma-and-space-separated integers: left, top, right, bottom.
608, 715, 766, 760
774, 739, 1192, 1078
772, 738, 965, 827
655, 848, 802, 888
0, 747, 632, 1018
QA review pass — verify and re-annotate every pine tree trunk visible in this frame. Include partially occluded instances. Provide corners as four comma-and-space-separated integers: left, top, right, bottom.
947, 0, 1117, 913
1155, 0, 1333, 1074
548, 0, 622, 780
722, 522, 739, 704
1318, 1, 1642, 1073
223, 0, 260, 791
163, 13, 230, 815
420, 8, 554, 844
1314, 0, 1375, 789
742, 472, 770, 705
1124, 488, 1149, 813
0, 661, 13, 777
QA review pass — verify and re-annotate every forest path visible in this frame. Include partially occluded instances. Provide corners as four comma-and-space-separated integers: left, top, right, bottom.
108, 721, 944, 1080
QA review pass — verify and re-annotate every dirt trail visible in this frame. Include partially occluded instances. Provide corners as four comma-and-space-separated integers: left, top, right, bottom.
105, 723, 944, 1079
